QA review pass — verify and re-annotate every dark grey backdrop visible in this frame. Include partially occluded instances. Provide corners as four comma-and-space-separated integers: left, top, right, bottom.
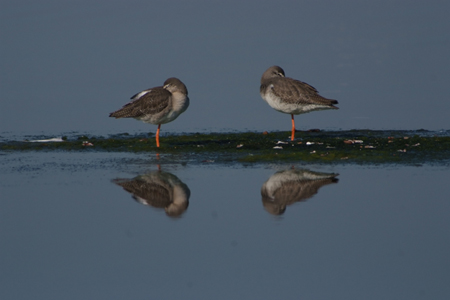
1, 0, 449, 136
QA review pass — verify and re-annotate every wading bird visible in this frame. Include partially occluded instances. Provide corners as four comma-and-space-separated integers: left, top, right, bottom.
260, 66, 338, 140
110, 77, 189, 147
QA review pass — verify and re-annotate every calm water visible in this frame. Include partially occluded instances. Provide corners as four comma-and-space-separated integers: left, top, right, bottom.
1, 1, 450, 137
1, 151, 449, 299
2, 1, 450, 298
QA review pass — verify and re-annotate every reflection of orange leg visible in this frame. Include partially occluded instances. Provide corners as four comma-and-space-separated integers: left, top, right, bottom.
291, 114, 295, 141
156, 124, 161, 147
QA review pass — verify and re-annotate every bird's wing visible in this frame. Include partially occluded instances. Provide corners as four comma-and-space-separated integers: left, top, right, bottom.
110, 87, 171, 118
273, 178, 338, 204
114, 178, 172, 208
270, 78, 337, 106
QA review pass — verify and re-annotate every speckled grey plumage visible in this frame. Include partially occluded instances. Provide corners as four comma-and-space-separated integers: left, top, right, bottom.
260, 66, 338, 115
261, 169, 339, 215
113, 171, 190, 217
109, 77, 189, 125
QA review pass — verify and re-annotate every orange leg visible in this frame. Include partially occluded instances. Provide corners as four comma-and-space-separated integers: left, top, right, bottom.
156, 124, 161, 148
291, 114, 295, 141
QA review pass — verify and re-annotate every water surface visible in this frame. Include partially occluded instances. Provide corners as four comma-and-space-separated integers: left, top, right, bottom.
2, 2, 450, 298
1, 152, 449, 299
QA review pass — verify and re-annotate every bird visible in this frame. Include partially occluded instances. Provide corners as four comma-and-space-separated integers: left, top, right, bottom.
260, 66, 338, 141
109, 77, 189, 147
113, 170, 190, 218
261, 168, 339, 215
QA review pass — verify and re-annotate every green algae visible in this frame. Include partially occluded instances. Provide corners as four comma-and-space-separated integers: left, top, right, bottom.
1, 130, 449, 164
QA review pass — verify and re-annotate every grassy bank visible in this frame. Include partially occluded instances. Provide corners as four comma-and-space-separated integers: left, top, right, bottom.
2, 130, 449, 164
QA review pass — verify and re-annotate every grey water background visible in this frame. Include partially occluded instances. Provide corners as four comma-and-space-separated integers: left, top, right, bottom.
1, 0, 450, 136
1, 153, 450, 299
1, 1, 450, 299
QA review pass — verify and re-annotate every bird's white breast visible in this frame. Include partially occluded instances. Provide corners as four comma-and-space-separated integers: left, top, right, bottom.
158, 93, 190, 124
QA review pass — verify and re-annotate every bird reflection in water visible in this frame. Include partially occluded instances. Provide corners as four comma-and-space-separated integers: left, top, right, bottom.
113, 170, 190, 218
261, 168, 339, 215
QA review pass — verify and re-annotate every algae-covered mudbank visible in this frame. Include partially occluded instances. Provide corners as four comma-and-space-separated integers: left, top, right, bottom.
1, 130, 449, 164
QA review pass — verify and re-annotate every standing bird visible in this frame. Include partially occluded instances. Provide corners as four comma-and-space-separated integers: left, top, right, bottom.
109, 77, 189, 147
260, 66, 338, 141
